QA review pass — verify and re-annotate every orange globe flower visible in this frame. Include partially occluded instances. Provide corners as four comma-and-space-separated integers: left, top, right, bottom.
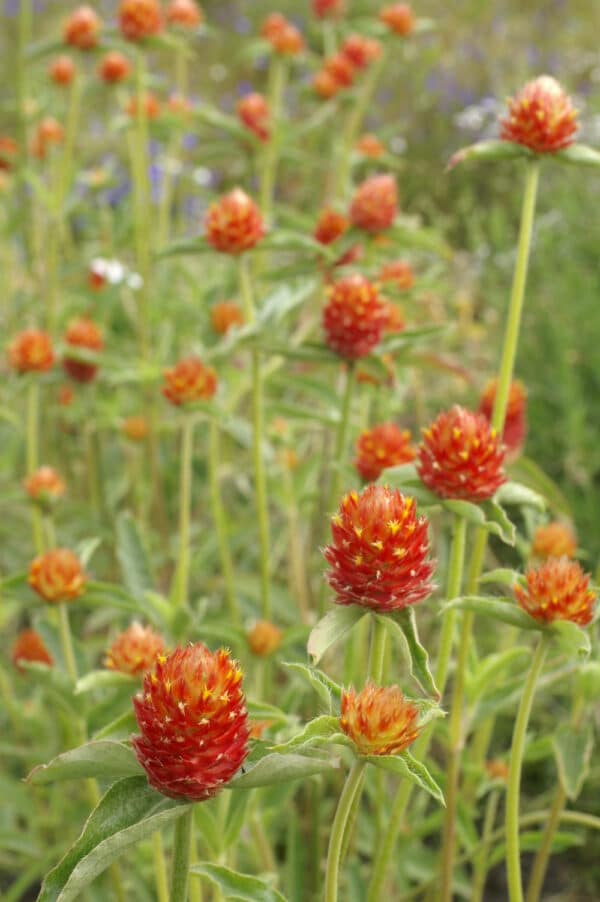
531, 522, 577, 561
24, 466, 66, 505
379, 260, 414, 291
350, 174, 398, 233
63, 5, 102, 49
167, 93, 193, 117
11, 629, 54, 673
357, 134, 385, 158
313, 70, 342, 100
478, 378, 527, 460
29, 549, 87, 604
313, 0, 345, 18
126, 92, 161, 120
341, 34, 382, 69
31, 117, 64, 160
237, 93, 270, 142
166, 0, 203, 28
324, 485, 435, 611
0, 136, 19, 171
314, 208, 349, 246
49, 55, 76, 87
379, 3, 415, 36
324, 53, 355, 88
340, 683, 420, 755
247, 620, 283, 657
417, 405, 506, 502
162, 357, 217, 406
323, 274, 387, 360
205, 188, 265, 255
515, 557, 596, 627
500, 76, 578, 154
105, 623, 165, 676
62, 318, 103, 384
211, 302, 244, 335
99, 51, 131, 84
122, 416, 149, 441
383, 300, 405, 334
132, 644, 250, 800
8, 329, 54, 373
355, 423, 416, 482
119, 0, 163, 41
261, 13, 305, 55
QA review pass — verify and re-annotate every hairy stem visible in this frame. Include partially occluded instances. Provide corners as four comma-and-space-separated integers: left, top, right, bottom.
171, 417, 194, 606
208, 418, 240, 625
171, 807, 194, 902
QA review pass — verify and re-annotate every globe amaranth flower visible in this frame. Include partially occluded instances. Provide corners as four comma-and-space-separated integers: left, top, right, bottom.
62, 318, 104, 384
12, 630, 54, 673
205, 188, 265, 254
99, 51, 131, 84
383, 301, 405, 334
63, 5, 102, 49
126, 92, 161, 120
417, 405, 506, 502
324, 484, 435, 611
355, 423, 416, 482
162, 357, 217, 406
119, 0, 163, 42
261, 13, 305, 55
379, 3, 415, 36
313, 70, 342, 100
166, 0, 203, 28
500, 76, 578, 154
24, 466, 66, 505
357, 134, 385, 158
340, 34, 382, 69
0, 136, 19, 171
324, 53, 356, 88
132, 643, 250, 800
478, 378, 527, 461
340, 683, 420, 755
515, 557, 596, 626
237, 93, 270, 142
323, 274, 387, 360
247, 621, 283, 657
105, 623, 165, 676
531, 522, 577, 561
122, 415, 149, 441
350, 174, 398, 233
31, 118, 64, 160
8, 329, 54, 373
50, 56, 76, 87
379, 259, 414, 291
211, 302, 244, 335
314, 208, 349, 246
29, 549, 87, 604
313, 0, 345, 18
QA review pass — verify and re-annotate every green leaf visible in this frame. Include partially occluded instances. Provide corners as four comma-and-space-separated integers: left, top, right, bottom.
28, 741, 142, 786
442, 499, 515, 545
509, 456, 572, 516
115, 511, 155, 598
189, 863, 288, 902
479, 568, 522, 588
284, 662, 342, 709
550, 620, 591, 660
382, 609, 440, 699
228, 753, 339, 789
74, 670, 136, 695
307, 605, 367, 664
93, 709, 137, 741
495, 481, 545, 510
554, 143, 600, 169
441, 596, 540, 631
553, 723, 594, 800
447, 139, 534, 171
366, 751, 445, 806
487, 831, 583, 870
378, 464, 439, 506
38, 777, 189, 902
469, 647, 531, 702
269, 716, 339, 754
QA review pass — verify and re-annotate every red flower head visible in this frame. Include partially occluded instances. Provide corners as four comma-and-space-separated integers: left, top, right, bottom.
340, 683, 420, 755
355, 423, 416, 482
0, 136, 19, 171
350, 174, 398, 233
64, 5, 102, 49
237, 93, 270, 142
478, 378, 527, 460
122, 415, 149, 441
62, 317, 104, 384
162, 357, 217, 406
314, 208, 349, 246
132, 644, 250, 800
531, 522, 577, 561
24, 466, 66, 505
323, 274, 387, 360
383, 300, 405, 334
312, 0, 345, 18
500, 76, 578, 154
99, 51, 132, 84
126, 92, 161, 120
119, 0, 163, 41
324, 484, 435, 611
313, 70, 342, 100
8, 329, 54, 373
341, 34, 382, 69
105, 623, 165, 676
211, 302, 244, 335
515, 557, 596, 627
379, 259, 414, 291
31, 117, 64, 159
50, 55, 76, 87
357, 133, 385, 158
247, 620, 283, 657
417, 405, 506, 502
166, 0, 203, 28
28, 549, 87, 604
324, 52, 356, 88
11, 629, 54, 673
379, 3, 415, 36
261, 13, 305, 55
205, 188, 265, 254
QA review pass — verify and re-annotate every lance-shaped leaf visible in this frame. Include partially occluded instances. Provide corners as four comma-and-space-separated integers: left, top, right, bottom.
554, 143, 600, 168
366, 751, 444, 805
74, 670, 136, 695
441, 596, 540, 630
509, 456, 572, 516
268, 716, 340, 754
550, 620, 591, 661
227, 753, 340, 789
284, 662, 342, 708
38, 777, 190, 902
495, 481, 545, 510
447, 139, 534, 171
115, 511, 155, 599
479, 568, 523, 589
189, 864, 288, 902
442, 498, 515, 545
381, 608, 440, 699
553, 723, 594, 800
28, 741, 142, 786
307, 605, 367, 664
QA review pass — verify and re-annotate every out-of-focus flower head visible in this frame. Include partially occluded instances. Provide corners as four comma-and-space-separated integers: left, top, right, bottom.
211, 301, 244, 335
162, 357, 218, 406
478, 378, 527, 461
119, 0, 163, 42
166, 0, 203, 28
126, 92, 162, 120
350, 174, 398, 233
99, 51, 132, 84
62, 317, 104, 384
379, 259, 414, 291
24, 466, 66, 505
12, 629, 54, 673
313, 69, 342, 100
205, 188, 265, 254
383, 300, 405, 334
261, 13, 305, 55
105, 623, 165, 676
63, 5, 102, 50
0, 136, 19, 171
31, 117, 64, 160
531, 522, 578, 561
356, 133, 385, 158
324, 52, 355, 88
314, 208, 349, 246
379, 3, 415, 36
341, 34, 382, 69
28, 549, 87, 604
354, 423, 416, 481
8, 329, 54, 374
122, 416, 149, 441
247, 620, 283, 657
323, 274, 387, 359
312, 0, 345, 18
49, 55, 76, 87
500, 76, 578, 154
340, 683, 420, 755
237, 93, 270, 142
515, 557, 596, 626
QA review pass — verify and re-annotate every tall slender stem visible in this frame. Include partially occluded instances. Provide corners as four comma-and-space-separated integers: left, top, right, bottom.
505, 635, 548, 902
260, 57, 287, 226
208, 417, 240, 625
171, 417, 194, 606
26, 380, 44, 553
171, 807, 194, 902
153, 831, 170, 902
16, 0, 33, 267
58, 603, 78, 683
471, 789, 500, 902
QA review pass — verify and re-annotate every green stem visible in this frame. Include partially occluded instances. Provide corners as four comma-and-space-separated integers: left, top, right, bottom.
153, 831, 170, 902
171, 808, 194, 902
471, 789, 500, 902
239, 256, 271, 618
434, 515, 468, 693
16, 0, 33, 267
130, 48, 151, 361
58, 602, 77, 682
260, 57, 287, 226
282, 462, 311, 623
208, 418, 240, 626
505, 635, 548, 902
171, 417, 194, 606
324, 759, 367, 902
367, 615, 387, 683
26, 380, 44, 553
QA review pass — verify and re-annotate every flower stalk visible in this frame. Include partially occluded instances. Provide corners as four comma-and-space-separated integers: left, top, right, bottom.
171, 416, 194, 607
260, 56, 287, 225
171, 807, 194, 902
208, 417, 240, 625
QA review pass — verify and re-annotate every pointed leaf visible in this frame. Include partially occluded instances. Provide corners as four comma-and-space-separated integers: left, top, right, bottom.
75, 670, 136, 695
495, 481, 545, 510
189, 863, 288, 902
553, 723, 594, 800
269, 716, 339, 754
442, 596, 540, 630
228, 753, 339, 789
28, 741, 142, 786
115, 511, 155, 598
550, 620, 591, 661
554, 143, 600, 169
307, 606, 367, 664
447, 139, 533, 171
382, 608, 440, 699
480, 499, 516, 545
366, 751, 445, 806
284, 662, 342, 708
479, 568, 522, 588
